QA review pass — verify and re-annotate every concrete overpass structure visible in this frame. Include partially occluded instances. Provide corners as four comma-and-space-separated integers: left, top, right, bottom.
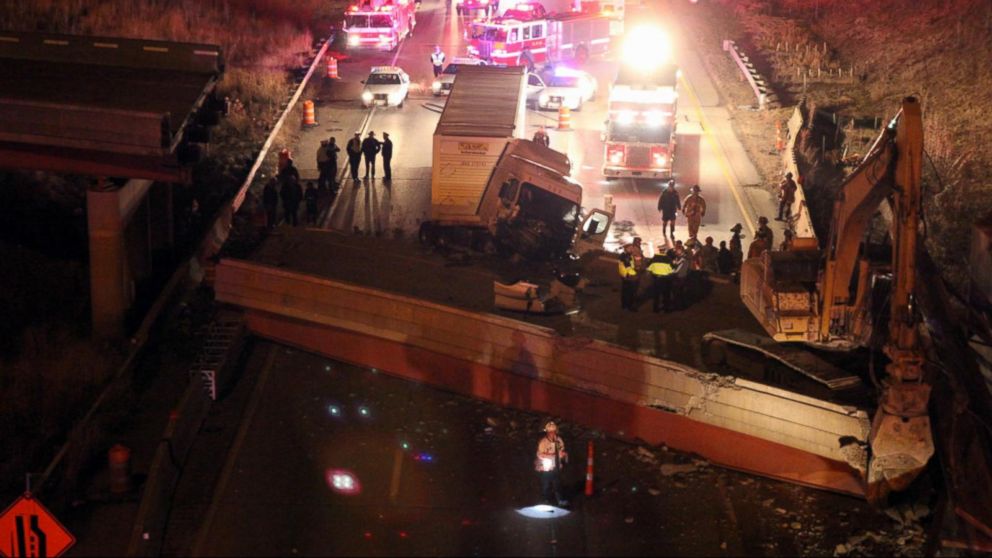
0, 31, 223, 338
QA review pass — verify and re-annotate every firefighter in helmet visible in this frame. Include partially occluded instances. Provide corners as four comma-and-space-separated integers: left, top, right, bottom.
535, 421, 569, 506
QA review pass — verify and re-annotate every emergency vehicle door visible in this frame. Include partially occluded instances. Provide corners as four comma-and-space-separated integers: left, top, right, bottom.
572, 208, 614, 255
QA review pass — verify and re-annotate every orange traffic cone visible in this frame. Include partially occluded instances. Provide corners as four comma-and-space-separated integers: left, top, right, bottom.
557, 105, 572, 131
775, 121, 784, 152
584, 440, 594, 496
302, 100, 317, 127
326, 56, 339, 79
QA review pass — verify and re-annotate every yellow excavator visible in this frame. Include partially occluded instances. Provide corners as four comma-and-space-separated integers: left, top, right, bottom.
716, 97, 932, 502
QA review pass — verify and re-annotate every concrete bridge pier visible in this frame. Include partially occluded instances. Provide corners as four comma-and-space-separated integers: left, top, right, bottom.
87, 178, 174, 339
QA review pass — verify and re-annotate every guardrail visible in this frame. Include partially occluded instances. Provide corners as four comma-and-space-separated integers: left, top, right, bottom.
723, 39, 779, 110
782, 104, 817, 240
189, 35, 332, 285
126, 314, 245, 557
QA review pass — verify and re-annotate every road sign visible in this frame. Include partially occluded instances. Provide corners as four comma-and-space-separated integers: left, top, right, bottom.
0, 493, 76, 558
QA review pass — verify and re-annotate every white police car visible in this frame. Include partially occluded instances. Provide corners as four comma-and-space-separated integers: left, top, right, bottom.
528, 67, 598, 111
361, 66, 410, 107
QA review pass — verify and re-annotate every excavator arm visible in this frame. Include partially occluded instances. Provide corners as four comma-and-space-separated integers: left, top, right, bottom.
737, 97, 933, 502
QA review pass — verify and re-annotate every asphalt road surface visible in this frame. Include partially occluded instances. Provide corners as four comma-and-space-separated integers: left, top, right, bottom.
192, 340, 927, 556
294, 0, 756, 257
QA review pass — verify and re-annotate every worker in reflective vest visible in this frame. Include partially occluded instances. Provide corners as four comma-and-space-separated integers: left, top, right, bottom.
647, 250, 674, 313
535, 421, 568, 506
618, 251, 639, 311
431, 45, 446, 77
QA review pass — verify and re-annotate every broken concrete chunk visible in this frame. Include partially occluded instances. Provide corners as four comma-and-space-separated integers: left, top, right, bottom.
660, 463, 697, 476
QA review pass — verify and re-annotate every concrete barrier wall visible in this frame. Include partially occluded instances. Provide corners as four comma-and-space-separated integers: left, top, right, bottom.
214, 259, 870, 495
784, 105, 818, 241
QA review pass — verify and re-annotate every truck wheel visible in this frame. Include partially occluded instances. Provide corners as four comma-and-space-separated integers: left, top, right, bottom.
575, 46, 589, 64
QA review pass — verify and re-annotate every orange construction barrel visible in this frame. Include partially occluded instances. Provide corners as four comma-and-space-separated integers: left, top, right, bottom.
302, 100, 318, 127
326, 56, 339, 79
557, 106, 572, 131
109, 444, 132, 494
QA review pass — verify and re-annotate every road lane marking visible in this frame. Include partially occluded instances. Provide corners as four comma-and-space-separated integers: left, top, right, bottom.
190, 343, 279, 557
679, 73, 756, 236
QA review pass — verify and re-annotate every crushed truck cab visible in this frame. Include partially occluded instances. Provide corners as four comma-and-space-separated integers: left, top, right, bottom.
423, 65, 611, 260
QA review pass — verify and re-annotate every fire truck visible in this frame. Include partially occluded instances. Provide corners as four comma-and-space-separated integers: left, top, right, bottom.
466, 2, 612, 67
343, 0, 416, 52
602, 63, 679, 179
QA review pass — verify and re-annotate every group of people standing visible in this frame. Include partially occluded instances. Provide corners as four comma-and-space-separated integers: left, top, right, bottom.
260, 130, 396, 229
619, 235, 724, 313
345, 130, 394, 182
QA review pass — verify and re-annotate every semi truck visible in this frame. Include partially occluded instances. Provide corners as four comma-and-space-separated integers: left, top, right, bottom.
421, 65, 613, 260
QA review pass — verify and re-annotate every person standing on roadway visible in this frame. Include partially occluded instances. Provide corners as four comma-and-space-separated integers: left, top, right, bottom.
533, 127, 550, 147
756, 215, 774, 251
657, 180, 680, 242
280, 172, 303, 227
618, 251, 639, 312
347, 132, 363, 182
729, 223, 745, 271
776, 172, 798, 221
316, 140, 331, 191
362, 131, 382, 179
381, 132, 394, 181
431, 45, 446, 78
682, 184, 707, 240
325, 137, 341, 193
535, 421, 568, 506
647, 249, 674, 313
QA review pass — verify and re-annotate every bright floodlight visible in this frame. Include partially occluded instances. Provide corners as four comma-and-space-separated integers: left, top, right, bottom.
515, 504, 571, 519
622, 25, 671, 70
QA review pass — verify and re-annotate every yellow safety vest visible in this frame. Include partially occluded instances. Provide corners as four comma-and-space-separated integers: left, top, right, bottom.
647, 261, 673, 277
618, 260, 637, 279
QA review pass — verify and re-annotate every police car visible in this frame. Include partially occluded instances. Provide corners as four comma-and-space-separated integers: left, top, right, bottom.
361, 66, 411, 107
431, 57, 487, 96
527, 67, 598, 111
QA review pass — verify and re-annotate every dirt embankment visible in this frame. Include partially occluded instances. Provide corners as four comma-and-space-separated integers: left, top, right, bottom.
680, 0, 992, 287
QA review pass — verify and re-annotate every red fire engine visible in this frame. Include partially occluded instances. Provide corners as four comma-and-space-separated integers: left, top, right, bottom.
466, 2, 612, 67
603, 64, 679, 179
343, 0, 416, 52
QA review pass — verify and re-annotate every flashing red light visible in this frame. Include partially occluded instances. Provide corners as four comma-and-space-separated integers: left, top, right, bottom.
650, 146, 668, 168
398, 531, 409, 539
364, 531, 373, 540
607, 145, 626, 165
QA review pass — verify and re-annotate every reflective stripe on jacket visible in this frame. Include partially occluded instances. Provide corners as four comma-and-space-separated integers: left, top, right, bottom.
647, 261, 673, 277
618, 260, 638, 279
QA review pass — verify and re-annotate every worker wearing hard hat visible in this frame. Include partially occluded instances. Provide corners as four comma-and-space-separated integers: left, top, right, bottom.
682, 184, 707, 240
535, 421, 569, 506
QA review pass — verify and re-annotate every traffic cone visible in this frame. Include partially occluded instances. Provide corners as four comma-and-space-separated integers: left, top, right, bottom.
775, 121, 784, 152
326, 56, 339, 79
557, 105, 572, 131
584, 440, 594, 496
302, 100, 317, 127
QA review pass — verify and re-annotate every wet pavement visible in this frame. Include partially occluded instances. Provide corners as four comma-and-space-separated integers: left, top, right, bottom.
193, 340, 930, 556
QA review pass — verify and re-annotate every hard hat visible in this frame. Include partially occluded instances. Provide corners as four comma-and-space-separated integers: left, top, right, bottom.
544, 421, 558, 432
785, 172, 793, 178
730, 223, 743, 232
691, 184, 701, 192
667, 179, 675, 187
758, 216, 768, 224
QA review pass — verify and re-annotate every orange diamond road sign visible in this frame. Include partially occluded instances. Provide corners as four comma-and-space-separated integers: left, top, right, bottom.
0, 494, 76, 557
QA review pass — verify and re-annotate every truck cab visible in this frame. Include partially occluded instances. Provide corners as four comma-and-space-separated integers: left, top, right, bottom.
479, 139, 612, 259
